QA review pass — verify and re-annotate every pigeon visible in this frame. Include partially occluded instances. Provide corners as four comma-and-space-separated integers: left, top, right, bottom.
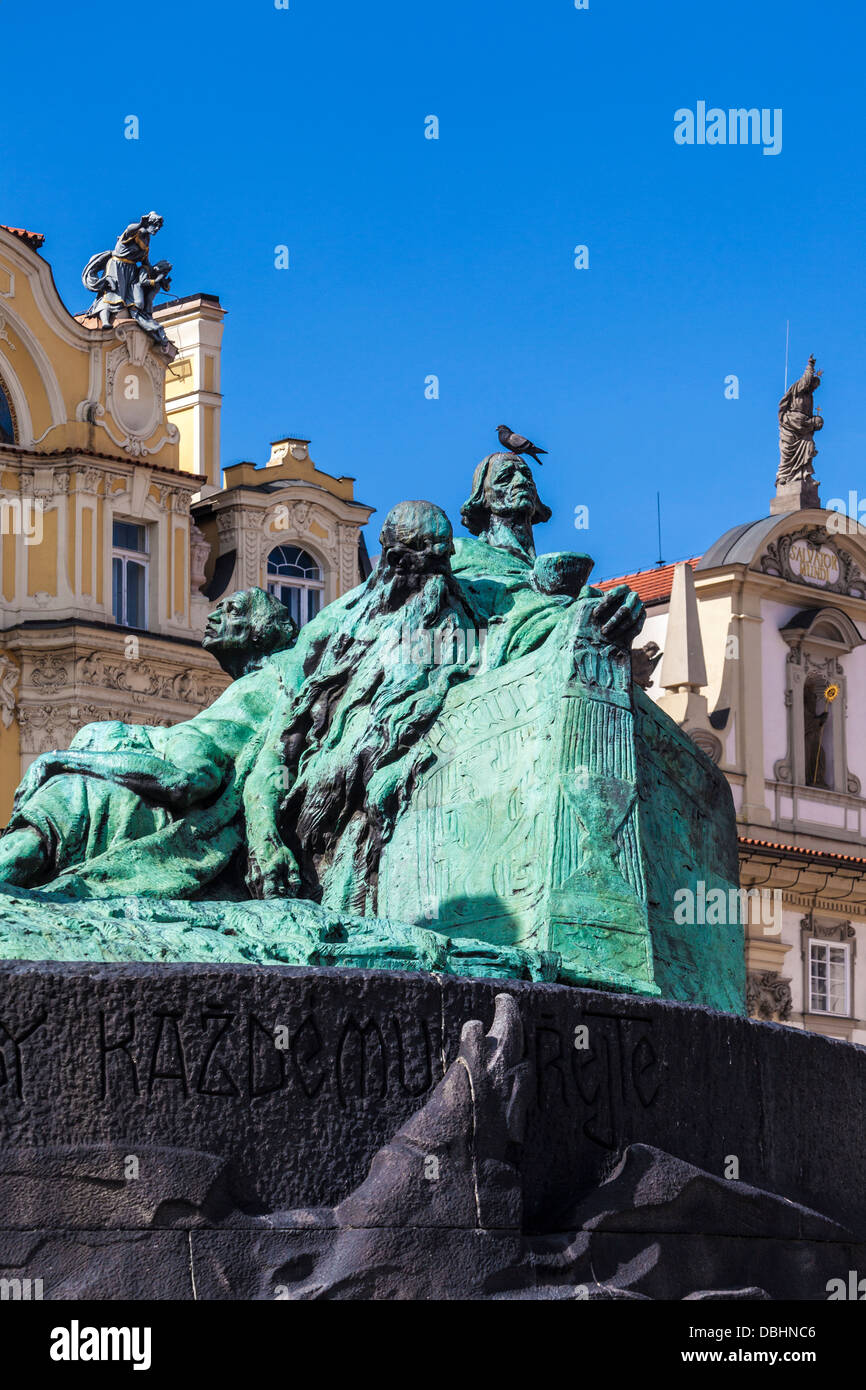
496, 425, 547, 464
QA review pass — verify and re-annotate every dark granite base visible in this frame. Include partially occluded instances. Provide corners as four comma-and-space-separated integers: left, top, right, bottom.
0, 963, 863, 1300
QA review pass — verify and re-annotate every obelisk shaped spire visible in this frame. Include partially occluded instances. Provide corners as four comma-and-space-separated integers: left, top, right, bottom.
659, 562, 707, 693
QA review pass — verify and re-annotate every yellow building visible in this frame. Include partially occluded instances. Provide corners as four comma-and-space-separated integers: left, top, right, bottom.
0, 222, 373, 823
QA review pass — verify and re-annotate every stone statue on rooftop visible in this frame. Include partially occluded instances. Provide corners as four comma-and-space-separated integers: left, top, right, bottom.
777, 355, 823, 487
82, 212, 175, 353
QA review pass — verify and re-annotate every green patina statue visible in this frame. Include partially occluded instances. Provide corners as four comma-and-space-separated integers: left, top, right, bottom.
0, 587, 298, 899
0, 459, 744, 1011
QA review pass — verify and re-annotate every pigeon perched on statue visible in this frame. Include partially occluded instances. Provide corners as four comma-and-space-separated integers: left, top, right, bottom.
496, 425, 547, 464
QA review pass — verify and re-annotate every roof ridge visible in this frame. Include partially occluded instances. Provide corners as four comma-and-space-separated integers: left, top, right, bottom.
739, 835, 866, 866
0, 224, 45, 251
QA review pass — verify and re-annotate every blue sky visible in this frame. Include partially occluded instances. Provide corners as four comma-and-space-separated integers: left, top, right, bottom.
3, 0, 865, 580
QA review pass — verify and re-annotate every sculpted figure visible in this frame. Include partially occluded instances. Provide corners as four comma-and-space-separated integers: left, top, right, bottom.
82, 212, 174, 351
243, 501, 482, 905
199, 587, 298, 679
244, 473, 644, 907
0, 590, 297, 896
631, 640, 663, 690
128, 259, 175, 351
777, 355, 823, 486
0, 502, 489, 907
452, 452, 644, 661
459, 450, 552, 567
804, 683, 830, 789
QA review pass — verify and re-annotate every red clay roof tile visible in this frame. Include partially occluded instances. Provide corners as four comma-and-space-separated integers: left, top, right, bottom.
597, 557, 701, 604
0, 225, 45, 252
739, 836, 866, 867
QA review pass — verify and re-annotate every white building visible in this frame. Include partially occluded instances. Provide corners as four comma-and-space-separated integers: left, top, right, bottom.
604, 468, 866, 1042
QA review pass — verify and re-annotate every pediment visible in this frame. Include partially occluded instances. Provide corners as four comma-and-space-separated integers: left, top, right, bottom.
757, 522, 866, 600
779, 605, 864, 654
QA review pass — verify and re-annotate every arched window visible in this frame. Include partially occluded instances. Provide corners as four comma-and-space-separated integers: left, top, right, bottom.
0, 378, 15, 445
266, 545, 324, 627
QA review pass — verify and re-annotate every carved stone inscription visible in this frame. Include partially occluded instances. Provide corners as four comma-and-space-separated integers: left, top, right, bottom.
0, 998, 662, 1156
534, 1006, 660, 1149
96, 1006, 442, 1108
0, 1012, 46, 1100
90, 999, 661, 1148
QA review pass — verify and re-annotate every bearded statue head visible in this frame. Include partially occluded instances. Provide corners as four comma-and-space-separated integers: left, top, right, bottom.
277, 500, 479, 897
376, 500, 455, 595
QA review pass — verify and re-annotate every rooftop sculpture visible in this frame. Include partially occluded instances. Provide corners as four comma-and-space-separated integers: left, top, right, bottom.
82, 212, 175, 354
775, 355, 823, 510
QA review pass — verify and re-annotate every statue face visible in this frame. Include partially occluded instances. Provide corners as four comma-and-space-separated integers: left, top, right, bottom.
202, 593, 254, 660
378, 502, 454, 591
483, 454, 537, 521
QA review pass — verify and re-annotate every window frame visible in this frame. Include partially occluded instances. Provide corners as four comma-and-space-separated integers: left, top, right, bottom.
266, 544, 325, 629
111, 519, 150, 631
807, 937, 852, 1017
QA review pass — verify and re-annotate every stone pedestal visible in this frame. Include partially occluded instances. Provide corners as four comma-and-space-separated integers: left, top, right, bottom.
0, 963, 862, 1300
770, 478, 820, 514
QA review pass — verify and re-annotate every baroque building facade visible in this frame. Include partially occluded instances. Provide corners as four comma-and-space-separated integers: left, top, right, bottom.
606, 424, 866, 1043
0, 222, 373, 822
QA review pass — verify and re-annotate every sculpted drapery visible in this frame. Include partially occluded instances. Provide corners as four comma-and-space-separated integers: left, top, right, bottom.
777, 356, 823, 486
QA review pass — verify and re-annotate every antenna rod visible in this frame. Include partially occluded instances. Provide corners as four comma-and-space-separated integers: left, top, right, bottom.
656, 491, 664, 567
784, 319, 790, 391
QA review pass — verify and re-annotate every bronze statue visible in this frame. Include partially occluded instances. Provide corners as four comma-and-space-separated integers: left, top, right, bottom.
243, 500, 483, 903
0, 590, 296, 893
0, 459, 744, 1009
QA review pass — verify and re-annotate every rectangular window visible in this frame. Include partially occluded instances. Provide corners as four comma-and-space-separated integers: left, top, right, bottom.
808, 939, 851, 1016
112, 520, 149, 629
267, 582, 322, 629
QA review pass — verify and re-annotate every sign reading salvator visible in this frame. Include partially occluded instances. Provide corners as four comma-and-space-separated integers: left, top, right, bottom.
788, 539, 841, 588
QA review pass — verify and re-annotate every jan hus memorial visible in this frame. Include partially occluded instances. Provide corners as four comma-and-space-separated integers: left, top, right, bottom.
0, 218, 863, 1301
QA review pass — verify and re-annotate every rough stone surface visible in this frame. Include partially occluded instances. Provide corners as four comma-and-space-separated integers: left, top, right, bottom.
0, 963, 862, 1299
